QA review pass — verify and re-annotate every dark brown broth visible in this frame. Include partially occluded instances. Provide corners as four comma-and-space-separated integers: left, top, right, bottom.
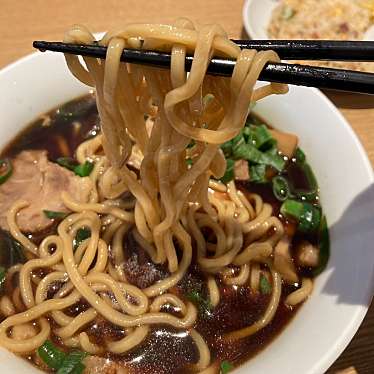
0, 95, 319, 374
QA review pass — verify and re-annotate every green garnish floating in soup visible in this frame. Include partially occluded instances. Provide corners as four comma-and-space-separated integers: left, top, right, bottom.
294, 147, 306, 164
220, 159, 235, 184
0, 159, 13, 185
272, 175, 291, 201
280, 200, 321, 233
38, 340, 88, 373
186, 289, 212, 315
74, 161, 94, 177
43, 210, 69, 220
219, 117, 285, 184
0, 230, 26, 267
57, 350, 88, 374
220, 360, 233, 374
0, 266, 6, 292
38, 340, 67, 370
74, 228, 91, 250
260, 275, 272, 295
57, 157, 94, 177
56, 157, 77, 171
312, 216, 330, 276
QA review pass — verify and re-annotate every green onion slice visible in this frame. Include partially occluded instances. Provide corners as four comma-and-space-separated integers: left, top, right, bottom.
260, 275, 272, 295
220, 360, 233, 374
73, 161, 94, 177
272, 176, 291, 201
43, 210, 69, 220
280, 199, 321, 233
74, 228, 91, 250
220, 159, 235, 184
38, 340, 66, 370
0, 159, 12, 185
57, 351, 88, 374
312, 215, 330, 276
57, 157, 77, 171
0, 266, 6, 291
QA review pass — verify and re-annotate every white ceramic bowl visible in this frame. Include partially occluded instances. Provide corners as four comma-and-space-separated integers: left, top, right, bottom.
242, 0, 276, 40
0, 50, 374, 374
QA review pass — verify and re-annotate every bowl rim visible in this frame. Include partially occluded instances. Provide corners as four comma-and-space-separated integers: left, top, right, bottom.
242, 0, 271, 40
0, 49, 374, 374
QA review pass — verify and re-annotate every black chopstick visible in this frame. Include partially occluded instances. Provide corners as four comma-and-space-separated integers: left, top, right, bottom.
232, 40, 374, 61
33, 41, 374, 95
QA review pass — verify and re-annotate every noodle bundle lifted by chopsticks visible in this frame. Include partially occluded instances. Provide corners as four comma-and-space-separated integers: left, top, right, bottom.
0, 18, 318, 373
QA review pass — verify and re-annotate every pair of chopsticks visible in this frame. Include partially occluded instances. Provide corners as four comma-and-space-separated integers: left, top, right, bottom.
33, 39, 374, 95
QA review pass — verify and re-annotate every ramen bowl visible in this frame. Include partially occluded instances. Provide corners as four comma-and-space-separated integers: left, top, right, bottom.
0, 50, 373, 374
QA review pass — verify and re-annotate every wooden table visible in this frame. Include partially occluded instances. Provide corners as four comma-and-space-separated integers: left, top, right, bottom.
0, 0, 373, 372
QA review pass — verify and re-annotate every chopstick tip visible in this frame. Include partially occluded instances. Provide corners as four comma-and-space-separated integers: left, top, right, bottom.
33, 41, 46, 52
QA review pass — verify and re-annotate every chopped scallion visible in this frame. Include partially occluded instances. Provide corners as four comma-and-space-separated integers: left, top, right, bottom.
73, 161, 94, 177
0, 159, 12, 185
272, 176, 291, 201
186, 289, 212, 315
0, 266, 6, 291
38, 340, 88, 373
249, 164, 267, 184
186, 158, 193, 167
74, 228, 91, 250
220, 159, 235, 184
260, 275, 272, 295
294, 147, 306, 164
38, 340, 66, 370
43, 210, 69, 220
57, 158, 94, 177
312, 215, 330, 276
57, 157, 77, 171
57, 351, 88, 374
280, 199, 321, 233
220, 360, 233, 374
252, 125, 276, 151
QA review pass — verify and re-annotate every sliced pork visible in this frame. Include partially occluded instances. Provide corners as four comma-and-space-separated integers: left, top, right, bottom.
0, 150, 91, 233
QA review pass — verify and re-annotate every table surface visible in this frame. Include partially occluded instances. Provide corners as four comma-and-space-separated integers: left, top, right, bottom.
0, 0, 373, 372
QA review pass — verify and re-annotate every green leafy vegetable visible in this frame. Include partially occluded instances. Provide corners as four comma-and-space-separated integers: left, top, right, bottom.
186, 158, 193, 167
73, 161, 94, 177
249, 164, 267, 184
57, 351, 88, 374
251, 125, 276, 151
0, 230, 26, 267
57, 158, 94, 177
220, 360, 233, 374
280, 199, 321, 233
0, 159, 12, 185
186, 289, 212, 315
282, 5, 295, 20
43, 210, 69, 220
220, 159, 235, 184
294, 147, 306, 164
38, 340, 66, 370
74, 228, 91, 250
57, 157, 77, 171
38, 340, 88, 373
272, 176, 291, 201
233, 142, 285, 172
69, 362, 86, 374
187, 140, 196, 149
260, 275, 272, 295
312, 215, 330, 276
0, 266, 6, 292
